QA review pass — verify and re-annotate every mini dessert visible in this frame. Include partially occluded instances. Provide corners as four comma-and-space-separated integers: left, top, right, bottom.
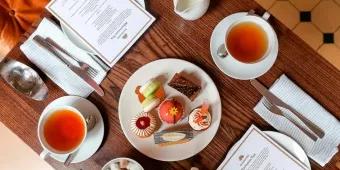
158, 98, 184, 124
139, 79, 160, 97
135, 79, 165, 111
154, 130, 193, 146
189, 108, 211, 131
131, 112, 157, 138
189, 101, 211, 131
141, 95, 160, 112
168, 73, 201, 101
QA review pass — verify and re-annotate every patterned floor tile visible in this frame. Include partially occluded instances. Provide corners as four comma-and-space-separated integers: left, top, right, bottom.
318, 44, 340, 69
269, 1, 299, 29
255, 0, 340, 70
293, 23, 323, 49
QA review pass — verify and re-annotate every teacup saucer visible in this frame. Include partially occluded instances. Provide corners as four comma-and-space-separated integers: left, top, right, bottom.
210, 12, 278, 80
39, 96, 104, 163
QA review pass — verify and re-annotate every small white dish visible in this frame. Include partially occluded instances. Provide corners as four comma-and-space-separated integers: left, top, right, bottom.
61, 0, 146, 54
210, 12, 278, 80
220, 131, 311, 170
39, 96, 104, 163
118, 58, 222, 161
102, 157, 143, 170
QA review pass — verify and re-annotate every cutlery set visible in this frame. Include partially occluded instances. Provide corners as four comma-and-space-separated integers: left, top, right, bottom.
33, 35, 104, 96
250, 79, 325, 141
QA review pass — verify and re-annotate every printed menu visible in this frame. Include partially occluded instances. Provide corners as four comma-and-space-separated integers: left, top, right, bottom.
46, 0, 155, 67
219, 125, 309, 170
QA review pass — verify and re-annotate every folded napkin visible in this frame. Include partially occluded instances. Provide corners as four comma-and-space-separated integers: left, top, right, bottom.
254, 74, 340, 166
20, 18, 107, 97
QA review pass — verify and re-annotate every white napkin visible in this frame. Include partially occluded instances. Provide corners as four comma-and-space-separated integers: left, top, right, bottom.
254, 74, 340, 166
20, 18, 107, 97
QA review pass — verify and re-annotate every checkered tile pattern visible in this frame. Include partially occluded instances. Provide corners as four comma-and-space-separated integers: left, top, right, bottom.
255, 0, 340, 70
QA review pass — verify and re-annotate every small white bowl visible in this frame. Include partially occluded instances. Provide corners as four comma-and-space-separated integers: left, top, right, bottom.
102, 157, 143, 170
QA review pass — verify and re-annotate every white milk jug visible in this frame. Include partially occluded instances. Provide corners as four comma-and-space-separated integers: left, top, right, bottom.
173, 0, 210, 20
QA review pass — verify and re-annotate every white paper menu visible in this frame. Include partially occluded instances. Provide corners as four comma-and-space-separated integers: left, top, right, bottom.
46, 0, 155, 67
219, 125, 309, 170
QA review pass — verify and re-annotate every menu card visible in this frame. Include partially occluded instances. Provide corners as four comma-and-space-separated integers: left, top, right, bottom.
46, 0, 155, 67
219, 125, 309, 170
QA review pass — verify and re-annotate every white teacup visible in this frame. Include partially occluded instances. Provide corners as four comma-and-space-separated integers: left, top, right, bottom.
219, 10, 276, 64
38, 106, 87, 159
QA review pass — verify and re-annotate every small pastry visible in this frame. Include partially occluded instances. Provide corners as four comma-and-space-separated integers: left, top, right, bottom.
189, 107, 211, 131
139, 79, 161, 97
135, 79, 165, 110
127, 162, 142, 170
158, 98, 184, 124
168, 73, 201, 101
131, 112, 157, 138
141, 95, 160, 112
109, 162, 120, 170
154, 130, 193, 146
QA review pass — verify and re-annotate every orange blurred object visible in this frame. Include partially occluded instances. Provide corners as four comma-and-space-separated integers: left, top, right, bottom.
155, 86, 165, 101
0, 0, 49, 57
135, 86, 145, 103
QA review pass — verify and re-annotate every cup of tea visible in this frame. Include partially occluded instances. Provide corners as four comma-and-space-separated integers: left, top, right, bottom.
38, 106, 87, 159
218, 10, 276, 64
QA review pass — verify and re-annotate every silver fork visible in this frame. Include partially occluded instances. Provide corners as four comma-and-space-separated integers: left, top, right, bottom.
45, 37, 98, 78
262, 98, 318, 141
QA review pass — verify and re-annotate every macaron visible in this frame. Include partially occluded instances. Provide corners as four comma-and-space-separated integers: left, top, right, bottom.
139, 79, 161, 97
141, 95, 160, 112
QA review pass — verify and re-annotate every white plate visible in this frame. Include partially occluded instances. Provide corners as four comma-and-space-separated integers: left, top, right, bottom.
39, 96, 104, 163
102, 157, 143, 170
219, 131, 311, 170
210, 12, 278, 80
118, 59, 222, 161
61, 0, 146, 54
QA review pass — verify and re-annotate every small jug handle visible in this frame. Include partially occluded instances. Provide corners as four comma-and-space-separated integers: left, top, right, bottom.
247, 10, 271, 21
262, 12, 271, 20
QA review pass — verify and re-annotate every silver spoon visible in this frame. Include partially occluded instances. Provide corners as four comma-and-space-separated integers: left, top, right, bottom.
217, 44, 228, 58
64, 115, 97, 166
0, 58, 48, 100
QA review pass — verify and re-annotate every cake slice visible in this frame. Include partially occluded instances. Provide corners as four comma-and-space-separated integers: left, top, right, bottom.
168, 73, 201, 101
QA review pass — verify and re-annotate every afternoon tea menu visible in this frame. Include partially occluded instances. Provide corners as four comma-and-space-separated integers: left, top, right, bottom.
218, 125, 309, 170
46, 0, 155, 67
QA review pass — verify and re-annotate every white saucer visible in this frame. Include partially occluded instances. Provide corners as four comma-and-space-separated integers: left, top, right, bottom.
102, 157, 143, 170
39, 96, 104, 163
218, 131, 311, 170
118, 59, 222, 161
61, 0, 146, 54
210, 12, 279, 80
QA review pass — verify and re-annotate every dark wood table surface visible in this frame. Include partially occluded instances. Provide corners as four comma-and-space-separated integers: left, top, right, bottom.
1, 0, 339, 169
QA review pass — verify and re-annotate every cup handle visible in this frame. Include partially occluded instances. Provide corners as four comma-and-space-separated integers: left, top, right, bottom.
262, 12, 270, 20
247, 10, 271, 21
40, 150, 50, 160
247, 9, 256, 15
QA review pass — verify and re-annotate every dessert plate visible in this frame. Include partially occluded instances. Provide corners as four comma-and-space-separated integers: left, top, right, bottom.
210, 12, 278, 80
39, 96, 104, 163
118, 59, 222, 161
218, 131, 311, 170
61, 0, 146, 54
102, 157, 143, 170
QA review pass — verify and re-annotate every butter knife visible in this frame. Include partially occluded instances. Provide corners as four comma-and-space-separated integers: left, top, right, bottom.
250, 79, 324, 138
33, 36, 104, 96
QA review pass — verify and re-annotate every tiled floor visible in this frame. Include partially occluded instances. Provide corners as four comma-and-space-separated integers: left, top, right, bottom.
255, 0, 340, 70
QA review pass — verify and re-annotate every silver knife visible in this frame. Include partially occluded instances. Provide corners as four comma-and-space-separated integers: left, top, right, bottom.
33, 36, 104, 96
250, 79, 324, 138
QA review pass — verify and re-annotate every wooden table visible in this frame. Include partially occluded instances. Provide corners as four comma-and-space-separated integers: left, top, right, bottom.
1, 0, 339, 169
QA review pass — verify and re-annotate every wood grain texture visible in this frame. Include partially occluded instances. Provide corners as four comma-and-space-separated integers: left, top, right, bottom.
0, 0, 339, 170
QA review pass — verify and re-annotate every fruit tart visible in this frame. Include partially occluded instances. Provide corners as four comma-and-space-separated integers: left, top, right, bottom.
130, 112, 157, 138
